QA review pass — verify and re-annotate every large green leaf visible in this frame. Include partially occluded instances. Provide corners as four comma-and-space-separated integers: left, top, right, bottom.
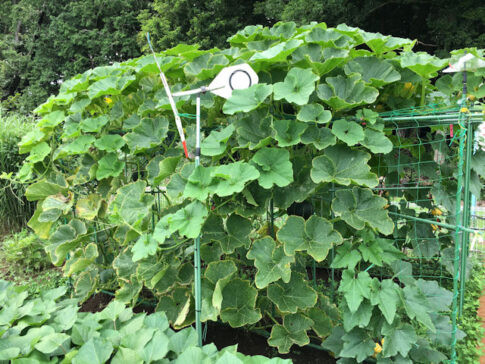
344, 57, 401, 87
268, 313, 313, 354
26, 142, 51, 163
131, 234, 158, 262
210, 162, 260, 197
56, 135, 96, 159
339, 328, 375, 362
362, 32, 415, 54
72, 337, 113, 364
201, 124, 235, 156
311, 145, 378, 187
220, 279, 261, 327
402, 286, 435, 332
147, 155, 181, 186
184, 53, 229, 80
317, 74, 379, 111
80, 116, 109, 133
234, 109, 273, 150
108, 181, 155, 232
400, 52, 448, 78
25, 179, 68, 201
369, 279, 400, 325
250, 39, 303, 67
124, 117, 169, 154
361, 128, 393, 154
273, 67, 319, 105
251, 148, 293, 189
223, 84, 273, 115
267, 273, 317, 313
96, 153, 125, 180
162, 201, 208, 239
183, 165, 214, 201
381, 324, 418, 358
277, 215, 342, 261
246, 236, 294, 289
331, 187, 394, 235
273, 119, 308, 147
94, 135, 126, 152
87, 75, 136, 99
338, 270, 372, 313
341, 300, 373, 332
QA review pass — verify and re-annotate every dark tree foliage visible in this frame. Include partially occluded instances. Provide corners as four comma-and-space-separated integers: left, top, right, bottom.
1, 0, 150, 112
254, 0, 485, 55
138, 0, 266, 51
0, 0, 482, 112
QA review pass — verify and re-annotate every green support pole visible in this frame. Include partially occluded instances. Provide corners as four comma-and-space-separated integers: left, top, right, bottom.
459, 115, 473, 316
450, 96, 467, 364
194, 95, 202, 347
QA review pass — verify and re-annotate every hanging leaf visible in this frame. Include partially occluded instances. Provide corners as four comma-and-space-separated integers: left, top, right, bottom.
277, 215, 342, 261
268, 313, 313, 354
163, 201, 208, 239
108, 181, 155, 232
246, 236, 294, 289
332, 187, 394, 235
124, 117, 169, 154
296, 104, 332, 124
267, 273, 317, 313
220, 279, 261, 327
311, 145, 378, 187
339, 328, 375, 362
338, 270, 372, 313
201, 124, 235, 156
273, 67, 319, 105
301, 125, 336, 150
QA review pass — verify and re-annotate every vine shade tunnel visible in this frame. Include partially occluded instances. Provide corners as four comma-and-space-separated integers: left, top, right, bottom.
11, 21, 485, 363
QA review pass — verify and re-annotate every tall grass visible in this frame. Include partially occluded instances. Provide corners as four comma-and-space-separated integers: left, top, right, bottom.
0, 108, 36, 234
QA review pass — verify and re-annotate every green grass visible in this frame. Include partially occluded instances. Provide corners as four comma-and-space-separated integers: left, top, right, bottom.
0, 108, 37, 233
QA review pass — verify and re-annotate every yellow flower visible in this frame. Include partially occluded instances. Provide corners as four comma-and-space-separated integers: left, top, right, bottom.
431, 208, 442, 216
431, 224, 438, 231
404, 82, 413, 90
460, 107, 469, 113
104, 97, 113, 104
381, 338, 385, 346
468, 94, 476, 101
374, 342, 383, 354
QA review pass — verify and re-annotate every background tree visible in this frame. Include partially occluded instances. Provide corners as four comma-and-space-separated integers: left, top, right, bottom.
1, 0, 150, 112
138, 0, 266, 51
